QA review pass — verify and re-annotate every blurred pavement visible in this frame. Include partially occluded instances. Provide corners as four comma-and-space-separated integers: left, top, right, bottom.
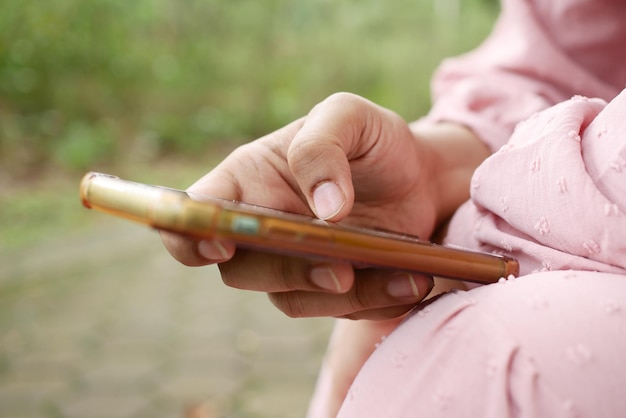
0, 217, 333, 418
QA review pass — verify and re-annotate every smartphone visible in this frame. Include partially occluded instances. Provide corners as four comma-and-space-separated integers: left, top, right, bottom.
79, 172, 519, 284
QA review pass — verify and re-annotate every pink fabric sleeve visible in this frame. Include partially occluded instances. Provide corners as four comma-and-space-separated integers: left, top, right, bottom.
424, 0, 626, 151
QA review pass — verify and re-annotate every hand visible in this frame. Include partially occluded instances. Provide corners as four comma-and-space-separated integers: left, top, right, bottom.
162, 92, 488, 319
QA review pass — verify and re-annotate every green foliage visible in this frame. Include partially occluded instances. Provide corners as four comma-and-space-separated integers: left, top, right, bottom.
52, 120, 116, 170
0, 0, 498, 178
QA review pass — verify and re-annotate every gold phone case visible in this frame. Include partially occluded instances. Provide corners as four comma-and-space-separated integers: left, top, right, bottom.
80, 172, 519, 284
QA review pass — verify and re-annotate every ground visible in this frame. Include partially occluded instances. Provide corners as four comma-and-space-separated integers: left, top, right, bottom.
0, 214, 333, 418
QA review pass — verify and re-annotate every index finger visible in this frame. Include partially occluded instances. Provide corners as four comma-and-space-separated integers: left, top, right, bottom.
160, 118, 308, 267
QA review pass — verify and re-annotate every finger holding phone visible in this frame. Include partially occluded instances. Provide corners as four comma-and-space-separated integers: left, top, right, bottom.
161, 92, 490, 320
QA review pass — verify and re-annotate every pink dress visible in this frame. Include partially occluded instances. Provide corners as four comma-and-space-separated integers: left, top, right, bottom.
336, 0, 626, 416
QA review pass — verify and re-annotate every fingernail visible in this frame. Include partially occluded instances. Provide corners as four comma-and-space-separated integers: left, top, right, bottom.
386, 273, 421, 299
312, 181, 345, 220
198, 239, 229, 260
310, 266, 343, 292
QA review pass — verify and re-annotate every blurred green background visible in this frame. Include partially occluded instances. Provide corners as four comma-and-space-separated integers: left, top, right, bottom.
0, 1, 498, 417
1, 0, 497, 177
1, 0, 498, 250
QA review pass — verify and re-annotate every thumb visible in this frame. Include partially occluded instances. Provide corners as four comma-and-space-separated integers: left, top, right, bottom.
309, 180, 351, 221
287, 93, 376, 220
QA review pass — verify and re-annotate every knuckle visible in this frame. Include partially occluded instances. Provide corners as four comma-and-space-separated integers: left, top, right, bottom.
347, 278, 385, 313
268, 292, 308, 318
288, 130, 318, 152
160, 231, 205, 267
219, 252, 306, 293
346, 283, 373, 313
218, 262, 242, 289
323, 91, 361, 107
272, 256, 302, 291
339, 312, 361, 320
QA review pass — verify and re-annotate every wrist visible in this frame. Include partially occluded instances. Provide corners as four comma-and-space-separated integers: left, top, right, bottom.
410, 122, 491, 226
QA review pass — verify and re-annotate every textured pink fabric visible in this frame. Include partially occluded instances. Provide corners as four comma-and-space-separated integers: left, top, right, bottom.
333, 0, 626, 416
338, 271, 626, 418
447, 91, 626, 276
426, 0, 626, 151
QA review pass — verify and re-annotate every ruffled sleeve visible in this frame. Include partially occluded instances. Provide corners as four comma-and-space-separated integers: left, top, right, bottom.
424, 0, 626, 151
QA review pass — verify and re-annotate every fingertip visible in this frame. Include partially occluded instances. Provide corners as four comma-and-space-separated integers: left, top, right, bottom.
386, 273, 434, 301
312, 181, 347, 220
198, 239, 236, 262
309, 262, 354, 293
